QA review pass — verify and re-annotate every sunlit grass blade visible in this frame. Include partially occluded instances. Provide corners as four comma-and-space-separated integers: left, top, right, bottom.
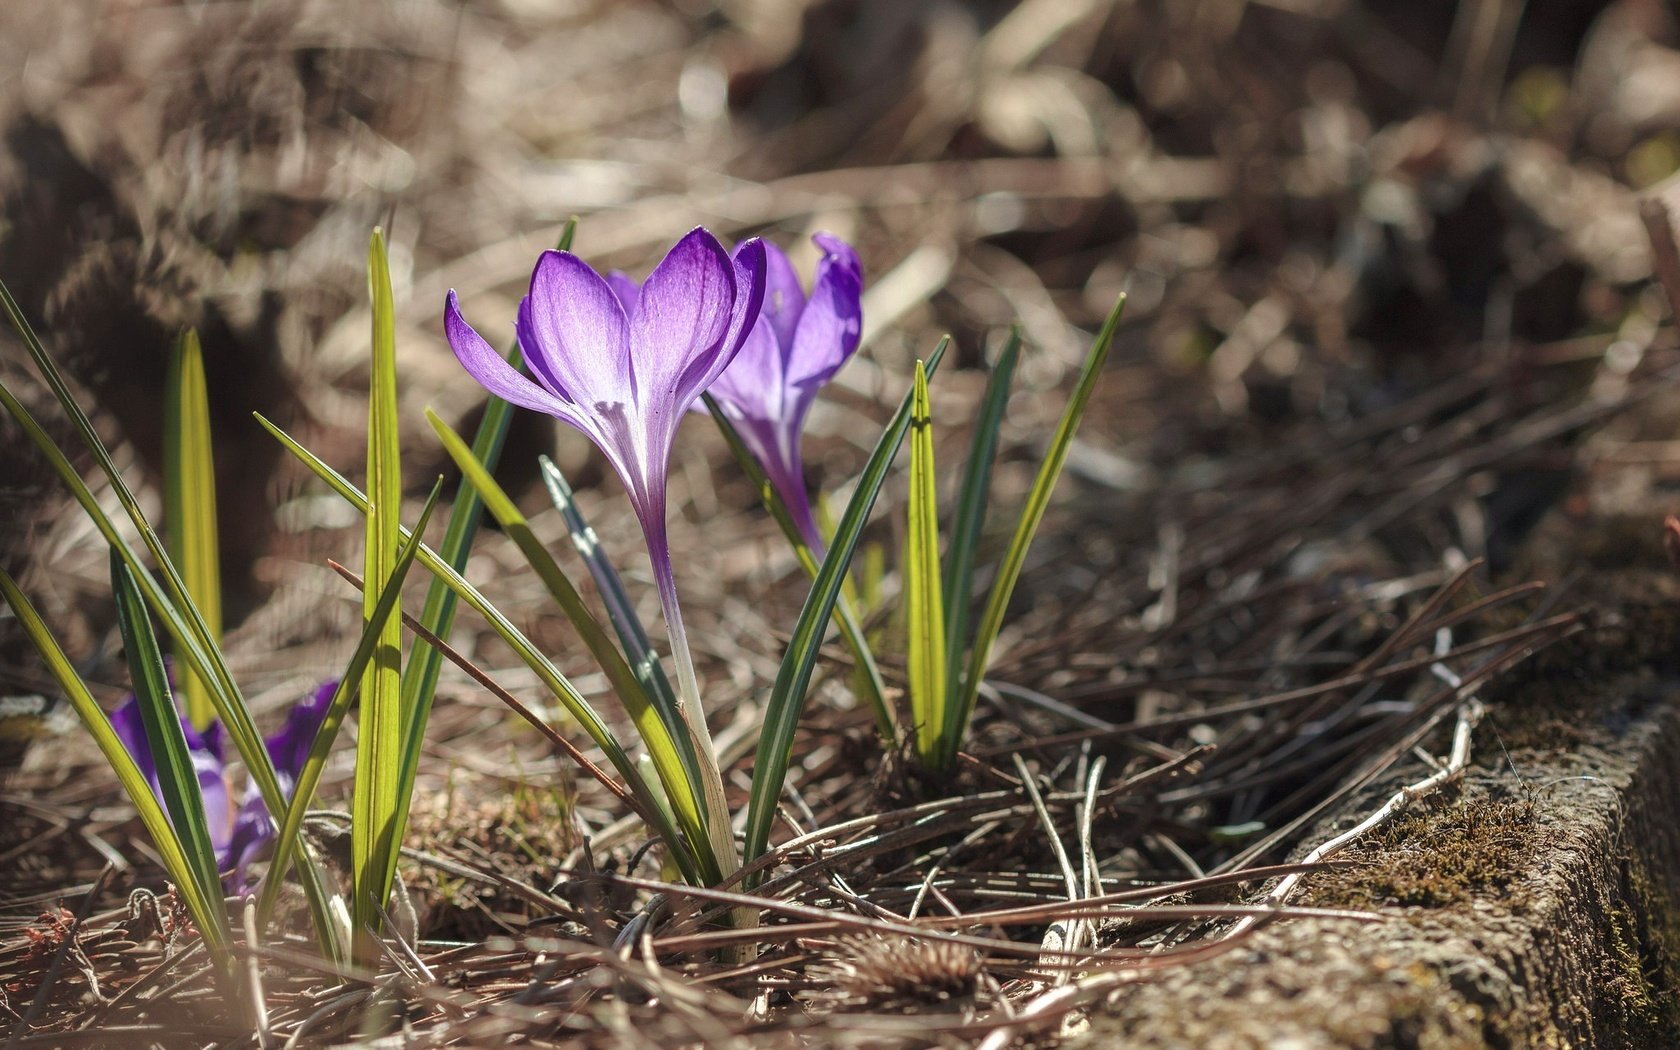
538, 456, 680, 718
351, 228, 406, 963
703, 395, 898, 743
398, 219, 576, 749
391, 220, 580, 891
945, 294, 1125, 769
163, 328, 221, 732
110, 548, 223, 917
257, 480, 442, 925
941, 325, 1020, 703
904, 361, 946, 767
0, 567, 233, 980
254, 411, 705, 885
743, 336, 949, 871
429, 410, 719, 883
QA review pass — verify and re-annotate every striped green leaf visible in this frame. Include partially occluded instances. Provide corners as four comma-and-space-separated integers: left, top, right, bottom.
163, 328, 222, 732
904, 361, 946, 768
944, 294, 1125, 769
941, 326, 1020, 707
257, 480, 442, 925
110, 548, 224, 919
351, 228, 405, 963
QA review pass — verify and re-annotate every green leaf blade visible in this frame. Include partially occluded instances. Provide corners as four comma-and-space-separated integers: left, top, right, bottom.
351, 228, 406, 962
904, 361, 947, 768
258, 481, 443, 925
941, 326, 1020, 706
110, 549, 224, 917
0, 568, 233, 976
163, 328, 222, 732
947, 295, 1125, 768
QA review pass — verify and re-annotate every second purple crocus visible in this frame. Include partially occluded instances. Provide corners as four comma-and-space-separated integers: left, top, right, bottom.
701, 233, 864, 552
111, 680, 334, 892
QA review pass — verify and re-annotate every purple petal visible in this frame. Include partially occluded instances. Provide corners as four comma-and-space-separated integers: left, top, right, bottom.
738, 414, 824, 550
221, 679, 337, 888
265, 678, 335, 787
197, 749, 234, 855
446, 291, 577, 420
224, 795, 272, 893
519, 250, 633, 408
630, 228, 738, 408
787, 234, 864, 389
110, 692, 237, 857
707, 311, 784, 423
813, 231, 863, 283
109, 695, 158, 789
606, 271, 641, 321
758, 239, 806, 352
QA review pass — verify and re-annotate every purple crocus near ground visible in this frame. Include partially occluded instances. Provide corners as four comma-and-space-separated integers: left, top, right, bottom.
110, 679, 335, 891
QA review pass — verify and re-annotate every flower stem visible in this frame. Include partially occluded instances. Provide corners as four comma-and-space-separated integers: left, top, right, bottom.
649, 546, 738, 881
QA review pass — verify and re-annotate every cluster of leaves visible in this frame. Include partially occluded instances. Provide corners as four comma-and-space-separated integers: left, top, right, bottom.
0, 219, 1122, 990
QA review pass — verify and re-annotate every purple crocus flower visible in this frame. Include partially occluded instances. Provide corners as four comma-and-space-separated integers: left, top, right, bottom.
700, 233, 863, 552
444, 228, 767, 873
444, 228, 765, 579
111, 680, 334, 891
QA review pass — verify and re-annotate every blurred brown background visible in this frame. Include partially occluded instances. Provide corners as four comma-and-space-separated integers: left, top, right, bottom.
0, 0, 1673, 695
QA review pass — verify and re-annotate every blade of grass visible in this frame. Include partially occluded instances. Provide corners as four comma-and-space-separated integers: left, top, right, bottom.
352, 228, 405, 963
257, 481, 442, 923
254, 411, 705, 885
703, 396, 898, 743
941, 326, 1020, 704
742, 336, 949, 871
904, 361, 946, 767
396, 219, 576, 785
110, 548, 224, 917
163, 328, 222, 732
0, 567, 233, 978
945, 294, 1125, 770
429, 411, 719, 883
538, 456, 680, 724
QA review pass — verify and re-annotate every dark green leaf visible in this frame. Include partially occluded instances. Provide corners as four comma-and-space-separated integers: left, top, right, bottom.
945, 295, 1125, 769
